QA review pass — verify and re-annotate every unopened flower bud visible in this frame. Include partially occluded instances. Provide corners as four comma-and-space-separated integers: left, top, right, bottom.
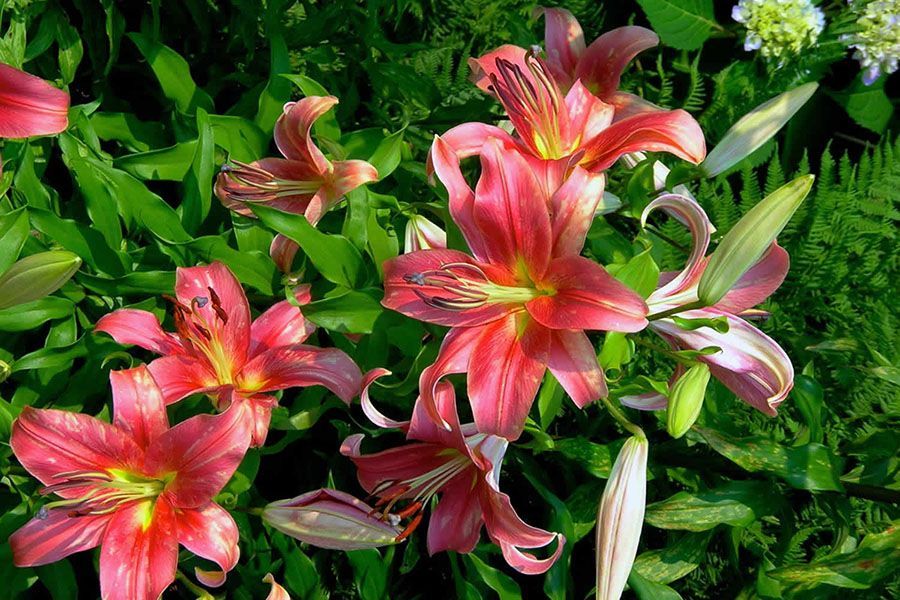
262, 488, 403, 550
596, 435, 648, 600
698, 175, 813, 306
0, 251, 82, 310
0, 359, 10, 383
702, 83, 818, 177
666, 363, 711, 438
404, 214, 446, 253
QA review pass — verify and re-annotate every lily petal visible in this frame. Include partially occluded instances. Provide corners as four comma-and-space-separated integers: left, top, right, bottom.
575, 26, 659, 99
177, 503, 240, 588
428, 122, 518, 170
248, 285, 315, 356
238, 344, 362, 402
10, 509, 109, 567
264, 574, 292, 600
341, 436, 454, 494
270, 234, 301, 274
548, 165, 605, 257
216, 157, 322, 217
715, 243, 789, 314
147, 355, 220, 405
99, 499, 178, 600
467, 314, 550, 440
537, 7, 586, 83
468, 45, 530, 93
526, 256, 649, 333
0, 63, 69, 138
418, 326, 481, 431
360, 368, 410, 430
145, 400, 251, 508
427, 474, 484, 555
273, 96, 337, 173
652, 309, 793, 415
482, 489, 565, 575
94, 309, 183, 355
328, 159, 379, 201
110, 366, 169, 450
547, 329, 607, 408
430, 135, 488, 260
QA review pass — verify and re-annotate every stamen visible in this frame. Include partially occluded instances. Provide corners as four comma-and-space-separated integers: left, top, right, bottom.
37, 470, 165, 518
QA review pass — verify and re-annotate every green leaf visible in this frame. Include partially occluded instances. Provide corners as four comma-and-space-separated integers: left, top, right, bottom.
645, 481, 780, 531
538, 370, 565, 431
609, 249, 659, 298
255, 34, 291, 134
0, 298, 74, 332
127, 33, 213, 114
628, 569, 684, 600
466, 553, 522, 599
114, 140, 197, 181
28, 208, 128, 277
555, 437, 613, 479
696, 428, 845, 492
366, 129, 405, 180
209, 115, 268, 162
301, 288, 384, 334
633, 531, 713, 584
187, 236, 276, 294
36, 561, 77, 600
181, 108, 215, 233
833, 75, 893, 134
347, 549, 389, 600
0, 208, 29, 276
636, 0, 719, 50
252, 205, 364, 288
670, 315, 729, 333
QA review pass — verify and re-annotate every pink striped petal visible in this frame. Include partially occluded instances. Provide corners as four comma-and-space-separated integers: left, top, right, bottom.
273, 96, 337, 172
430, 135, 488, 260
110, 366, 169, 450
215, 157, 322, 217
427, 474, 484, 555
526, 256, 649, 333
341, 435, 452, 494
94, 309, 183, 355
407, 381, 466, 451
0, 63, 69, 138
467, 314, 550, 440
715, 243, 789, 314
10, 510, 110, 567
620, 391, 668, 411
238, 345, 362, 402
564, 80, 615, 142
264, 574, 292, 600
147, 355, 220, 405
244, 394, 278, 447
145, 401, 251, 508
99, 499, 178, 600
329, 159, 379, 199
249, 285, 315, 356
653, 309, 793, 415
11, 407, 143, 494
427, 122, 518, 169
359, 368, 409, 430
468, 45, 529, 93
574, 26, 659, 99
270, 234, 301, 274
418, 326, 481, 431
547, 329, 607, 408
549, 165, 605, 258
581, 109, 706, 171
537, 7, 586, 84
177, 503, 240, 588
481, 489, 564, 575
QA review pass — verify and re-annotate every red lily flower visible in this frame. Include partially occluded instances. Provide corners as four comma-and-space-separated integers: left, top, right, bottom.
623, 194, 793, 414
383, 138, 648, 440
214, 96, 378, 272
9, 366, 251, 600
0, 63, 69, 139
95, 262, 363, 446
341, 370, 565, 574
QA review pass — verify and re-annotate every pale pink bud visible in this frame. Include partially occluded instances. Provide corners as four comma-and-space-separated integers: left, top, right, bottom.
404, 214, 446, 253
262, 488, 403, 550
596, 435, 648, 600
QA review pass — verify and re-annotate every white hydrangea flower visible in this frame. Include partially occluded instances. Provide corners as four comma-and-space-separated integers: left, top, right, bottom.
841, 0, 900, 85
732, 0, 826, 62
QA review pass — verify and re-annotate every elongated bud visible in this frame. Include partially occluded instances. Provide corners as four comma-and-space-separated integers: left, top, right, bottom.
596, 435, 648, 600
263, 574, 291, 600
404, 214, 447, 253
666, 363, 711, 438
698, 175, 813, 306
262, 488, 403, 550
701, 83, 818, 177
0, 251, 82, 310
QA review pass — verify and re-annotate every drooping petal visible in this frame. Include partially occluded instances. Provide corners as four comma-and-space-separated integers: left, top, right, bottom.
147, 355, 220, 405
110, 366, 169, 450
417, 326, 481, 431
382, 249, 513, 327
548, 165, 605, 257
564, 81, 615, 143
715, 243, 789, 314
427, 473, 484, 555
273, 96, 337, 172
619, 391, 669, 411
467, 314, 550, 440
99, 499, 178, 600
270, 234, 301, 274
215, 157, 323, 217
176, 503, 240, 588
0, 63, 69, 138
574, 26, 659, 99
341, 435, 453, 495
481, 488, 565, 575
581, 109, 706, 172
547, 329, 607, 408
248, 285, 315, 356
264, 574, 292, 600
10, 509, 110, 567
94, 309, 183, 355
430, 135, 488, 260
238, 345, 362, 402
427, 122, 518, 170
175, 262, 252, 368
652, 309, 793, 415
527, 256, 649, 333
145, 400, 251, 508
11, 407, 143, 494
244, 394, 278, 447
407, 381, 466, 451
474, 140, 553, 279
359, 368, 410, 430
643, 193, 714, 305
537, 7, 586, 84
328, 159, 379, 200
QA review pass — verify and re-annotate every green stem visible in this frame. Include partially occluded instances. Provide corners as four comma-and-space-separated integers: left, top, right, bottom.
647, 300, 706, 321
175, 570, 214, 600
600, 395, 645, 440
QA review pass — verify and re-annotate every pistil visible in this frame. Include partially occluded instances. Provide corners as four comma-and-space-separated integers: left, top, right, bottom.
220, 160, 323, 202
405, 262, 541, 311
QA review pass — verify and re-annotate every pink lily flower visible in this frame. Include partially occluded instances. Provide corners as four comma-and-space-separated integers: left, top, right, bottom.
0, 63, 69, 139
95, 261, 362, 446
214, 96, 378, 271
340, 370, 565, 574
383, 138, 648, 440
9, 366, 251, 600
627, 194, 793, 414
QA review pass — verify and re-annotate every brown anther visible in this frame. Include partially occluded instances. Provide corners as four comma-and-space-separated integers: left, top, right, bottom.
208, 287, 229, 324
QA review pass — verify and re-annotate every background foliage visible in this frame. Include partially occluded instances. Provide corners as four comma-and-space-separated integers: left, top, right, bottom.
0, 0, 897, 598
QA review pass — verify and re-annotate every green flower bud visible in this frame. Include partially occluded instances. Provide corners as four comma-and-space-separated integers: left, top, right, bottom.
666, 363, 711, 438
701, 83, 818, 177
0, 359, 10, 383
0, 251, 82, 310
698, 175, 813, 306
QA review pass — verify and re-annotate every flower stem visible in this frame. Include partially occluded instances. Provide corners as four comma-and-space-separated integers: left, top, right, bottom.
647, 300, 706, 321
176, 570, 214, 600
600, 395, 646, 440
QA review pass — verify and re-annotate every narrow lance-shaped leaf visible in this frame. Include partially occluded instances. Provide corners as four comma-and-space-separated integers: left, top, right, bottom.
698, 175, 813, 306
